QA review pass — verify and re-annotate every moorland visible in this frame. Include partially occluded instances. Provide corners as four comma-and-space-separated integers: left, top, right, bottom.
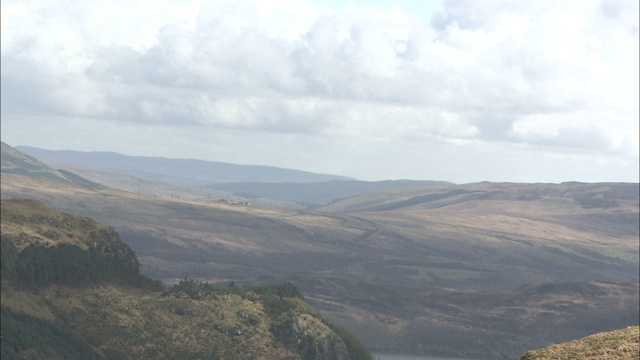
2, 142, 639, 359
0, 198, 368, 359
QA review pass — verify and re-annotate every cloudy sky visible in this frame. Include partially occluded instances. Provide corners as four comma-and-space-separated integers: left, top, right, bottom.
1, 0, 638, 183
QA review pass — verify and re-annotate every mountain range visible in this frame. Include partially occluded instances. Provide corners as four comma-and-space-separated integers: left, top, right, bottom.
15, 145, 451, 207
2, 142, 638, 359
16, 145, 355, 185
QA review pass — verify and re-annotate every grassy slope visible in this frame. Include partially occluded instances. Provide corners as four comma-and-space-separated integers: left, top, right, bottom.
1, 141, 98, 187
1, 285, 303, 359
0, 199, 364, 360
295, 276, 638, 359
1, 306, 104, 360
15, 146, 354, 185
520, 326, 639, 360
1, 174, 638, 359
1, 198, 126, 251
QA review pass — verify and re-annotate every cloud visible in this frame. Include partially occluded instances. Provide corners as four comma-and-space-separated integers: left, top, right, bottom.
1, 0, 638, 182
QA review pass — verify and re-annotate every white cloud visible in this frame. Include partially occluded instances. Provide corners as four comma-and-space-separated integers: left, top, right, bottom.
1, 0, 638, 182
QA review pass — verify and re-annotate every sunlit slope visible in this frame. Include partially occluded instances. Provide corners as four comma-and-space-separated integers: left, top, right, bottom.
318, 181, 638, 288
1, 141, 98, 186
320, 181, 638, 213
520, 326, 639, 360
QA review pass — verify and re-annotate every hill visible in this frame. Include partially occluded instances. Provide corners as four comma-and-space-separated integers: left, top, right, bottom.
14, 145, 453, 207
520, 326, 639, 360
319, 181, 639, 213
299, 277, 638, 359
1, 145, 638, 359
40, 163, 256, 204
0, 199, 370, 360
15, 146, 355, 185
206, 179, 452, 207
1, 141, 97, 187
2, 172, 638, 358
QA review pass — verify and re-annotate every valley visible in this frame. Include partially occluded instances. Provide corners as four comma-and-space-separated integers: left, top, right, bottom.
1, 143, 638, 359
1, 198, 368, 359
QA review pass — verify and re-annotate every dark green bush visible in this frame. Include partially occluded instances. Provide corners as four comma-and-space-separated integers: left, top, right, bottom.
262, 295, 296, 318
8, 242, 162, 290
1, 237, 18, 280
1, 306, 104, 360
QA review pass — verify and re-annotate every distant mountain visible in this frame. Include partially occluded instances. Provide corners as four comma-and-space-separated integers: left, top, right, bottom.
16, 145, 455, 207
319, 181, 640, 213
16, 146, 355, 185
206, 179, 453, 206
1, 142, 98, 187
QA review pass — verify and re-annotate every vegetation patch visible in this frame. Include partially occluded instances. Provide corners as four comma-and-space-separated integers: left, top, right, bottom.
520, 326, 639, 360
0, 199, 370, 359
1, 306, 104, 360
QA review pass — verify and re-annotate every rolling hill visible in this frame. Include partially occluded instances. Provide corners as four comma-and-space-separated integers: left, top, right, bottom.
0, 199, 369, 360
14, 145, 452, 207
319, 180, 640, 212
15, 145, 354, 185
1, 144, 638, 359
1, 141, 98, 187
205, 179, 452, 207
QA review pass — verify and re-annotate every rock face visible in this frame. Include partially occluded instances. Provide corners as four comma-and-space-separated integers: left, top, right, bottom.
273, 314, 351, 360
87, 226, 142, 273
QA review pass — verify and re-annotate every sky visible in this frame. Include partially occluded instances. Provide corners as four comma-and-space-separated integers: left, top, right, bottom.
1, 0, 638, 183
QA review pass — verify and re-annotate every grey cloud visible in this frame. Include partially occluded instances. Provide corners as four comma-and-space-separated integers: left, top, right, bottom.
434, 0, 523, 30
599, 0, 629, 18
1, 54, 76, 117
510, 123, 612, 152
82, 14, 432, 130
194, 95, 335, 134
2, 0, 637, 160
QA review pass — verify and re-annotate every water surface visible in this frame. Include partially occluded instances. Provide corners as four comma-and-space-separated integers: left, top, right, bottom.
373, 354, 490, 360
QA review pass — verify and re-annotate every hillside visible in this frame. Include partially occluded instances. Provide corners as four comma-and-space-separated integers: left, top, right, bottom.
3, 146, 453, 209
40, 163, 254, 204
1, 141, 97, 187
294, 276, 638, 358
1, 145, 638, 359
16, 146, 354, 185
319, 181, 639, 213
520, 326, 639, 360
0, 199, 369, 360
206, 179, 452, 207
14, 145, 453, 207
2, 172, 638, 358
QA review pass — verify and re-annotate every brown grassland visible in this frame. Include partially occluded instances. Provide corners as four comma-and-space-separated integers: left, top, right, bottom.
1, 173, 638, 359
520, 326, 639, 360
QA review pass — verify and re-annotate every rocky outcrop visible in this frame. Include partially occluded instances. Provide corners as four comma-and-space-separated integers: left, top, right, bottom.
88, 226, 142, 273
273, 314, 351, 360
